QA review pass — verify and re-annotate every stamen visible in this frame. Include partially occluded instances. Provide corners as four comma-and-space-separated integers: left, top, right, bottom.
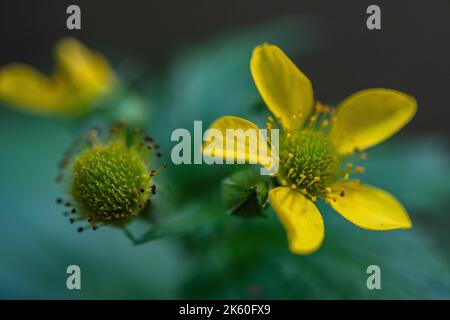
355, 166, 365, 174
320, 119, 329, 129
298, 173, 307, 184
307, 176, 320, 187
279, 130, 339, 200
287, 168, 295, 178
285, 153, 294, 165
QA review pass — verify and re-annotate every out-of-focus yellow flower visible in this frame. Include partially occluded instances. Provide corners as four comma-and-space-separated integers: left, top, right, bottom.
0, 37, 117, 116
203, 44, 417, 255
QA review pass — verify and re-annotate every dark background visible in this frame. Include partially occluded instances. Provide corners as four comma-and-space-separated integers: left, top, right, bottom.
1, 0, 449, 134
0, 0, 449, 300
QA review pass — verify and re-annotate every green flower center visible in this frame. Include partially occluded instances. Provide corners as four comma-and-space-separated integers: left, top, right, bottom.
279, 130, 339, 199
70, 140, 151, 223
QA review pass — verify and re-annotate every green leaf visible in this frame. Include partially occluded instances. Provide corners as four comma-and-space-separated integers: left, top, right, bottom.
181, 205, 450, 299
131, 201, 225, 245
222, 167, 269, 218
362, 135, 450, 216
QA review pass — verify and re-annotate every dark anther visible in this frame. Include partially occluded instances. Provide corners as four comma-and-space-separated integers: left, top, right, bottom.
147, 145, 152, 150
71, 208, 77, 214
56, 198, 63, 204
69, 218, 75, 224
156, 152, 162, 158
77, 227, 84, 233
140, 188, 145, 193
138, 204, 143, 209
145, 136, 154, 142
58, 159, 68, 169
92, 225, 98, 231
65, 202, 71, 207
154, 144, 160, 149
339, 190, 346, 197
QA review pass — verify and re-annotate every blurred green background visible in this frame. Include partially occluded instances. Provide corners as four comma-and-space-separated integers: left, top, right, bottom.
0, 0, 449, 299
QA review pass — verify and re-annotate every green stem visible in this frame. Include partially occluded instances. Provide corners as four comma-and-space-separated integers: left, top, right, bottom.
130, 203, 224, 245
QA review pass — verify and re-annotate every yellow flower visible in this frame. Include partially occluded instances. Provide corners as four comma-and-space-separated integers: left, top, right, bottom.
0, 37, 116, 116
203, 44, 417, 255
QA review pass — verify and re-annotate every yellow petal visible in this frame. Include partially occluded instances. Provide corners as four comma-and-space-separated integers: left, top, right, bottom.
269, 187, 324, 254
0, 38, 116, 117
55, 37, 116, 97
250, 44, 314, 131
202, 116, 274, 168
329, 181, 412, 230
0, 63, 64, 114
329, 88, 417, 154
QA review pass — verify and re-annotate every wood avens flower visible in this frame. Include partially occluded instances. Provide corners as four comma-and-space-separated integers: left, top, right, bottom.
56, 124, 166, 232
204, 44, 417, 254
0, 37, 116, 117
